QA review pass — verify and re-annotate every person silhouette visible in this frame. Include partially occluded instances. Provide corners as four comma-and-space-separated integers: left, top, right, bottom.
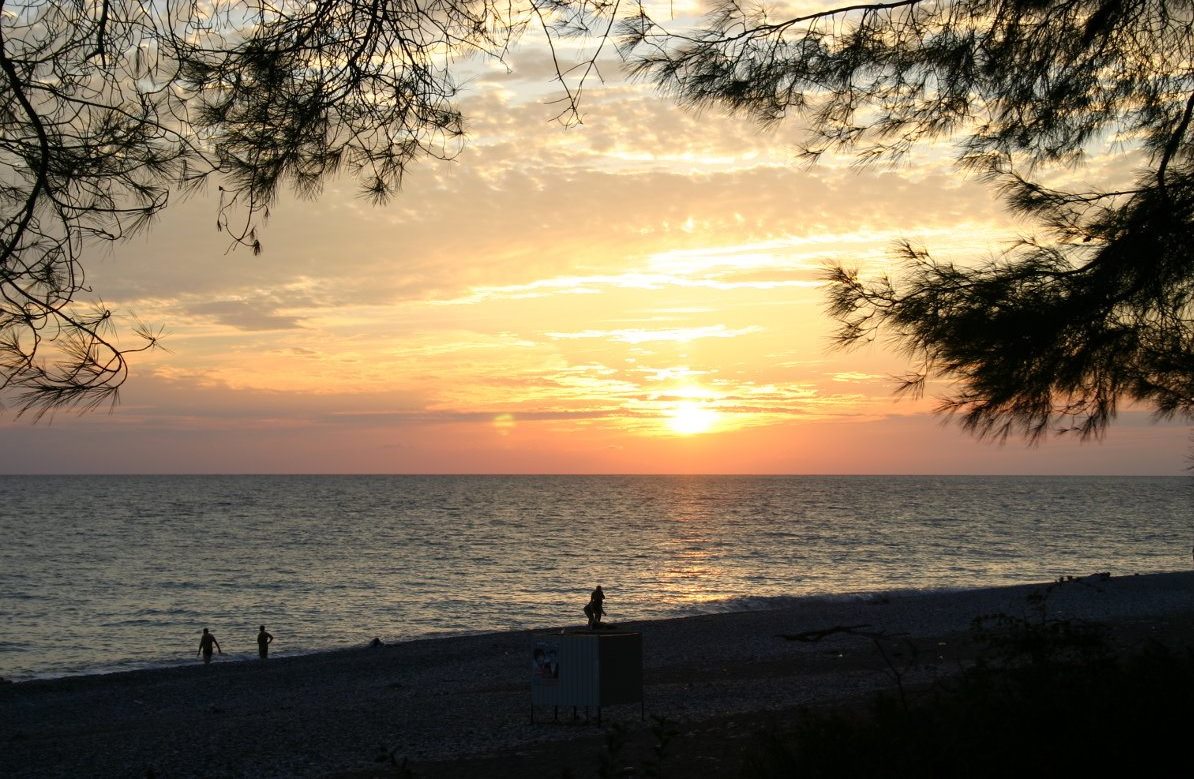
257, 625, 274, 659
198, 628, 222, 664
583, 585, 606, 629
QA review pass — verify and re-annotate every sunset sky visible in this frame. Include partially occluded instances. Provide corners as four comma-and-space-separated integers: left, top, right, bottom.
2, 13, 1189, 474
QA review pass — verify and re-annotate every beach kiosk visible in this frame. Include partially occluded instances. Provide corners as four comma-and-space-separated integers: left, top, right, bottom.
531, 630, 643, 724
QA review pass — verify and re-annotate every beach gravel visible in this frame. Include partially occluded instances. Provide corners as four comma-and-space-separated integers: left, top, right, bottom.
2, 571, 1192, 777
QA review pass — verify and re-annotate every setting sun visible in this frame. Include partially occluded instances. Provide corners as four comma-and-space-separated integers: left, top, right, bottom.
666, 402, 720, 435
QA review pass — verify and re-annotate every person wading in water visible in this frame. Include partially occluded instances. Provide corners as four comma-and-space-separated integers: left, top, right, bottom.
257, 625, 274, 659
198, 628, 222, 664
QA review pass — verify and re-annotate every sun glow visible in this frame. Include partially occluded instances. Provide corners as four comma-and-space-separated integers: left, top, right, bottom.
666, 401, 720, 435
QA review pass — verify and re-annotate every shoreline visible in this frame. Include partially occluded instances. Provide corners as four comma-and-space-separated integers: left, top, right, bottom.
3, 571, 1193, 777
9, 569, 1191, 684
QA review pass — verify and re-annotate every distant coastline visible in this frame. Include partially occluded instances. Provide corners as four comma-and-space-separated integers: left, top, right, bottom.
2, 471, 1190, 477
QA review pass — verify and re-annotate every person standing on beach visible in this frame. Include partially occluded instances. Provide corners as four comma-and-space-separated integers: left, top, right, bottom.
198, 628, 222, 664
584, 585, 606, 629
257, 625, 274, 659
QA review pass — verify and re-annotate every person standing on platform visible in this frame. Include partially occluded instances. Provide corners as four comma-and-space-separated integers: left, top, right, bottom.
584, 585, 606, 629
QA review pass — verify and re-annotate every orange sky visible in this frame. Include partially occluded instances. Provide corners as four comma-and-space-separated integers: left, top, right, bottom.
2, 21, 1189, 474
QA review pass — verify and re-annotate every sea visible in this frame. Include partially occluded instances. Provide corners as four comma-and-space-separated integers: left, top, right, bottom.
1, 474, 1191, 681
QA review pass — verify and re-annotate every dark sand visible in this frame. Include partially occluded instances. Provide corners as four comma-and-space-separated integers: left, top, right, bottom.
2, 572, 1192, 778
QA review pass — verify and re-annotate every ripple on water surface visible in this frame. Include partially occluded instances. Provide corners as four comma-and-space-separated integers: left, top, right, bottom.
0, 474, 1190, 679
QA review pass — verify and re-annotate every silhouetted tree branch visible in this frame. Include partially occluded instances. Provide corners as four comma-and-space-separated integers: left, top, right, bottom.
622, 0, 1194, 441
0, 0, 618, 415
10, 0, 1189, 435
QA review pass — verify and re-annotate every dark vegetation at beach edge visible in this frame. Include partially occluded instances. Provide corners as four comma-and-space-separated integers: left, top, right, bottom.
747, 617, 1194, 777
363, 585, 1194, 778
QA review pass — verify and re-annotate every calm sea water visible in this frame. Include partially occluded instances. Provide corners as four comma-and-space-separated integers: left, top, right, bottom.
1, 475, 1190, 680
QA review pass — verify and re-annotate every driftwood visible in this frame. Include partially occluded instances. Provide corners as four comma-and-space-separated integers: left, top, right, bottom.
776, 624, 874, 642
777, 623, 919, 713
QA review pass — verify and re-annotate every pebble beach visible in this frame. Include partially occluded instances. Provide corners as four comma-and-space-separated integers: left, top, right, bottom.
2, 571, 1192, 777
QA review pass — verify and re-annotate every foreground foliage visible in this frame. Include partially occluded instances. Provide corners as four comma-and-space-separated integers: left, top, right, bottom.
745, 598, 1194, 776
627, 0, 1194, 440
0, 0, 615, 415
4, 1, 1191, 435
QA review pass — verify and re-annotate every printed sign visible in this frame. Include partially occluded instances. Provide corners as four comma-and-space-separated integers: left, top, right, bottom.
532, 639, 559, 685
